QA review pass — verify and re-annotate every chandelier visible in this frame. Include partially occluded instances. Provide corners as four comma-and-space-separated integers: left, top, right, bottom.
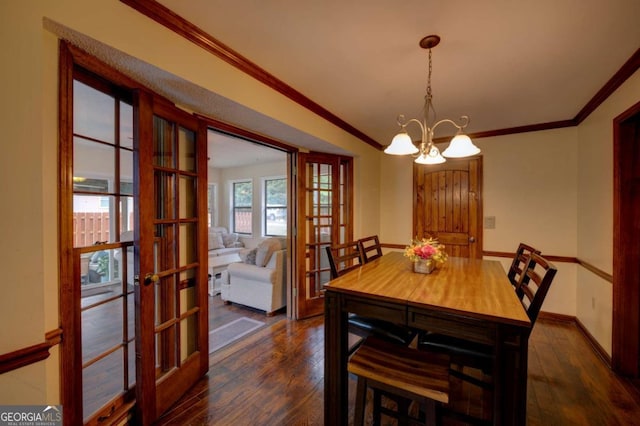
384, 35, 480, 164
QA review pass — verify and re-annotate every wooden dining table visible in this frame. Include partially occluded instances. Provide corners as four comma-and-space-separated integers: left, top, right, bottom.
323, 251, 532, 425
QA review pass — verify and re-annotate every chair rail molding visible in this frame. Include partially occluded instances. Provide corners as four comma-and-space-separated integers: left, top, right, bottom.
0, 328, 63, 374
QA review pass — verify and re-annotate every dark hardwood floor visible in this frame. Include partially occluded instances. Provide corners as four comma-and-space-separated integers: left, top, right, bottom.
156, 315, 640, 425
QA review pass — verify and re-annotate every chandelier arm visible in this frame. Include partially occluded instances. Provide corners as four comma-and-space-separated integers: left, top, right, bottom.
430, 116, 470, 136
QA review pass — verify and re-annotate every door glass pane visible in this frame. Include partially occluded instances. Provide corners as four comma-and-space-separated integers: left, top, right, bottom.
153, 116, 175, 168
119, 196, 135, 236
178, 126, 196, 172
73, 195, 113, 247
120, 101, 133, 149
155, 224, 177, 272
127, 340, 136, 388
155, 324, 177, 378
179, 272, 196, 314
180, 315, 198, 362
82, 298, 123, 364
179, 223, 197, 266
74, 138, 115, 189
83, 348, 124, 422
155, 171, 176, 220
74, 80, 115, 143
120, 149, 134, 195
154, 275, 176, 327
179, 175, 196, 218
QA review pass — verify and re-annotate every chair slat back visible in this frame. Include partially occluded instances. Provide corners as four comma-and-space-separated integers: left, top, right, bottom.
326, 241, 363, 279
358, 235, 383, 263
507, 243, 541, 287
516, 252, 557, 324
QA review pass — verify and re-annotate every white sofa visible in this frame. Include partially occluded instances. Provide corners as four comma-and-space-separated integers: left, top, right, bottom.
220, 238, 287, 315
209, 226, 244, 256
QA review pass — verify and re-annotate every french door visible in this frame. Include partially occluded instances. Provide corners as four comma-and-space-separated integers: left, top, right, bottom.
295, 153, 353, 318
134, 90, 209, 423
413, 157, 483, 258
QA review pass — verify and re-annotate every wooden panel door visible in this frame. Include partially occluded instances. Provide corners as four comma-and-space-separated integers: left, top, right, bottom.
134, 90, 209, 423
413, 158, 482, 258
295, 153, 353, 319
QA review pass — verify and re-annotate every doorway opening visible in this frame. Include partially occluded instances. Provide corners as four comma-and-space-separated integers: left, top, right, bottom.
206, 129, 290, 338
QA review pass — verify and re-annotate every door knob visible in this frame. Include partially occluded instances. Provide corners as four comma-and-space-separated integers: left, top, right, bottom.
144, 273, 159, 285
469, 236, 476, 243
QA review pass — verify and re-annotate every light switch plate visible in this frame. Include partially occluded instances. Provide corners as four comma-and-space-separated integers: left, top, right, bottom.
484, 216, 496, 229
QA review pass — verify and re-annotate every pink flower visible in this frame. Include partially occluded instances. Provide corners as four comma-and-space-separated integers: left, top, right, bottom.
415, 244, 436, 259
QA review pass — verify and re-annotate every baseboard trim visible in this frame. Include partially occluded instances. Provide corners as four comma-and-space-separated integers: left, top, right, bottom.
538, 312, 611, 368
575, 317, 612, 368
537, 311, 575, 323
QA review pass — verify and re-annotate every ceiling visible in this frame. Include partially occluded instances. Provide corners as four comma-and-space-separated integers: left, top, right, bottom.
208, 130, 287, 168
156, 0, 640, 146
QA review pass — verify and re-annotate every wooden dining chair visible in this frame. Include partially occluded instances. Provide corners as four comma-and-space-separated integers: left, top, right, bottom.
325, 241, 363, 279
507, 242, 540, 288
325, 242, 417, 349
349, 337, 450, 426
358, 235, 383, 263
418, 252, 557, 422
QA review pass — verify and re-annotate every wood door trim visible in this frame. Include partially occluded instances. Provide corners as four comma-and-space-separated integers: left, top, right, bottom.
612, 99, 640, 375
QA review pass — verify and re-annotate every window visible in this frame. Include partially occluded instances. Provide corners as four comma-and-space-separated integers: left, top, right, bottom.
265, 177, 287, 236
233, 181, 252, 234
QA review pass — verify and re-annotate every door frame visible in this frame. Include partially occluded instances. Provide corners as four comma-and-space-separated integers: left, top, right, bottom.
612, 99, 640, 376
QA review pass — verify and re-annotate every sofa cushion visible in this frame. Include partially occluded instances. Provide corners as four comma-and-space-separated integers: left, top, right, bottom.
255, 238, 286, 267
243, 248, 258, 265
209, 232, 224, 250
222, 232, 239, 248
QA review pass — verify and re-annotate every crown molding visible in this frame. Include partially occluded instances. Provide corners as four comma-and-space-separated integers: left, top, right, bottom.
120, 0, 383, 151
121, 0, 640, 149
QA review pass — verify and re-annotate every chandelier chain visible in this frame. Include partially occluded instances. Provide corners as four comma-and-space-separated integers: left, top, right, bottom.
427, 48, 432, 99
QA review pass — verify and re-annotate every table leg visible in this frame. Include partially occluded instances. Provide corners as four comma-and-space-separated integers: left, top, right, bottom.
324, 291, 348, 426
494, 327, 529, 425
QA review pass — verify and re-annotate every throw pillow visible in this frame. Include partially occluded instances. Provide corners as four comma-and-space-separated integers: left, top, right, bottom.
222, 232, 239, 248
255, 238, 285, 267
208, 232, 224, 250
244, 248, 258, 265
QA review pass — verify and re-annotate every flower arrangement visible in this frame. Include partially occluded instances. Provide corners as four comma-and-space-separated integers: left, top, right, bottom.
404, 237, 448, 267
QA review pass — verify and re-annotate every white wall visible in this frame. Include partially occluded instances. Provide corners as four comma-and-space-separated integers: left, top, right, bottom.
576, 69, 640, 355
380, 127, 579, 317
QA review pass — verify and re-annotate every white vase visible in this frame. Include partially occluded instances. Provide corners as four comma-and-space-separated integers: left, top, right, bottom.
413, 258, 434, 274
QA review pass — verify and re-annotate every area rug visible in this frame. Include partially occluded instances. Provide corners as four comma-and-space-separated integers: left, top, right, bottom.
208, 317, 265, 353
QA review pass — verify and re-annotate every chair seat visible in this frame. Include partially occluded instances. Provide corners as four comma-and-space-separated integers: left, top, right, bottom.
349, 337, 450, 403
349, 337, 450, 426
348, 314, 417, 346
